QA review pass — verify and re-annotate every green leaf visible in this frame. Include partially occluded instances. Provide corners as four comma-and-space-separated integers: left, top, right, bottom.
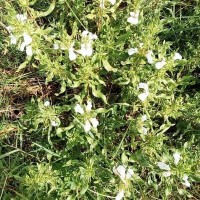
91, 86, 108, 104
80, 184, 88, 195
17, 60, 29, 72
102, 59, 117, 72
121, 152, 128, 164
30, 1, 56, 18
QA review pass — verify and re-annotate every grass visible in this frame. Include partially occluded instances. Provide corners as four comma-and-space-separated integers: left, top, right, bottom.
0, 0, 200, 199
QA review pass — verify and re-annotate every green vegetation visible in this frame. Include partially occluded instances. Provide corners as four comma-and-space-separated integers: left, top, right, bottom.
0, 0, 199, 199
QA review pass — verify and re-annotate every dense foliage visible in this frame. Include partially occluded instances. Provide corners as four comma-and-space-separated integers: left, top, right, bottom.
0, 0, 200, 199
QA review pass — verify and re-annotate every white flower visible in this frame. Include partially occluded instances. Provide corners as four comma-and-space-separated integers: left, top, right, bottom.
113, 165, 133, 183
183, 174, 188, 181
138, 83, 149, 93
127, 11, 139, 25
126, 168, 134, 179
69, 47, 77, 61
78, 31, 97, 57
26, 45, 33, 56
88, 33, 98, 40
82, 30, 97, 40
20, 33, 33, 56
82, 30, 89, 37
109, 0, 116, 5
53, 43, 59, 50
10, 34, 17, 45
86, 101, 92, 112
146, 50, 154, 64
84, 120, 92, 132
115, 190, 124, 200
77, 43, 93, 57
182, 175, 190, 187
128, 48, 138, 55
173, 152, 181, 165
16, 14, 27, 22
6, 26, 13, 33
44, 101, 50, 107
114, 165, 126, 181
138, 92, 149, 102
51, 121, 58, 127
20, 42, 26, 51
74, 104, 84, 115
23, 33, 32, 45
163, 171, 171, 177
173, 52, 182, 60
142, 127, 148, 135
157, 162, 170, 171
141, 114, 147, 122
155, 60, 166, 69
90, 118, 99, 128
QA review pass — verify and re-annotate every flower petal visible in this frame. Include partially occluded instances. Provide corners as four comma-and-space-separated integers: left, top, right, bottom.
74, 104, 84, 114
90, 118, 99, 128
173, 152, 181, 165
115, 190, 124, 200
84, 120, 91, 132
157, 162, 170, 171
26, 45, 33, 56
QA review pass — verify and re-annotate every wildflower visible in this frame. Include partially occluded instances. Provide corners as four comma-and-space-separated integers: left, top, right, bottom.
173, 152, 181, 165
6, 26, 13, 33
182, 175, 190, 187
77, 43, 93, 57
82, 30, 97, 40
86, 101, 92, 112
10, 34, 17, 45
69, 44, 77, 61
84, 118, 99, 132
51, 121, 58, 127
16, 14, 27, 22
146, 50, 154, 64
113, 165, 126, 181
74, 104, 84, 115
142, 127, 148, 135
84, 120, 92, 132
44, 101, 50, 107
90, 118, 99, 128
141, 114, 147, 122
138, 83, 149, 101
127, 11, 139, 25
155, 60, 166, 69
20, 33, 33, 56
138, 83, 149, 93
109, 0, 116, 5
82, 30, 89, 37
163, 171, 171, 177
113, 165, 134, 183
126, 168, 134, 179
115, 190, 124, 200
138, 93, 149, 102
26, 45, 33, 56
53, 43, 59, 50
23, 33, 32, 46
173, 52, 182, 60
75, 101, 99, 132
88, 32, 98, 40
128, 48, 138, 56
157, 162, 170, 171
77, 30, 97, 57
